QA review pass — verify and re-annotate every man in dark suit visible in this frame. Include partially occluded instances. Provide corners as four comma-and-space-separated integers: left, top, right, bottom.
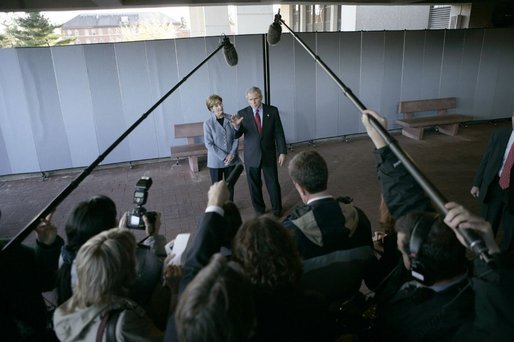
231, 86, 287, 217
470, 112, 514, 251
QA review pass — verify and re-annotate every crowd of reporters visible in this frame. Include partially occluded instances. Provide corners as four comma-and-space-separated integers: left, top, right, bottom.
1, 109, 513, 341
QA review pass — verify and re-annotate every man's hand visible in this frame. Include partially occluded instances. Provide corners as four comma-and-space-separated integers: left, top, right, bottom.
207, 181, 230, 207
470, 186, 480, 198
230, 115, 243, 129
144, 212, 161, 236
444, 202, 500, 255
278, 153, 286, 166
162, 262, 183, 290
361, 110, 388, 149
35, 212, 57, 245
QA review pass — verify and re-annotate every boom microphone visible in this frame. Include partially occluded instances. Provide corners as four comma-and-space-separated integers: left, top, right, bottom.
267, 9, 282, 45
222, 35, 238, 66
225, 164, 244, 188
267, 13, 493, 264
2, 32, 239, 255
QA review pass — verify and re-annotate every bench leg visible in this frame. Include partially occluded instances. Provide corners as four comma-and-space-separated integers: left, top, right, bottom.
437, 123, 459, 136
402, 127, 424, 140
188, 156, 199, 173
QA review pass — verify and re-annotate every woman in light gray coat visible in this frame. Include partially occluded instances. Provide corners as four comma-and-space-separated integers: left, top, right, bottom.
204, 94, 239, 201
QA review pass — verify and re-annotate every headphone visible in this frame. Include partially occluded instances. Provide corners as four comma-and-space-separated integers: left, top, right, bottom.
408, 212, 439, 286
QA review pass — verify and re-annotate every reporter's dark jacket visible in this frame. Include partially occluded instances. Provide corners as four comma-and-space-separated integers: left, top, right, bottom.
374, 146, 433, 219
373, 146, 514, 342
282, 197, 372, 260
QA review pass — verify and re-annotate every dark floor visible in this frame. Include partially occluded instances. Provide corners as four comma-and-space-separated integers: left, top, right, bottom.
0, 120, 509, 248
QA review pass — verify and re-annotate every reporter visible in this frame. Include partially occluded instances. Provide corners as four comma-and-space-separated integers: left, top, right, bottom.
53, 228, 163, 341
1, 213, 64, 342
165, 181, 242, 341
175, 253, 255, 342
232, 216, 336, 341
361, 109, 514, 341
56, 195, 169, 328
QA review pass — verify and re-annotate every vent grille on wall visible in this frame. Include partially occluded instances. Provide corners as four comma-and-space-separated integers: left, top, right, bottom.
429, 5, 451, 29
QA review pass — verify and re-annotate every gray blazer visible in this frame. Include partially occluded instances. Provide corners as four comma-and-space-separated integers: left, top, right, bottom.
203, 113, 239, 169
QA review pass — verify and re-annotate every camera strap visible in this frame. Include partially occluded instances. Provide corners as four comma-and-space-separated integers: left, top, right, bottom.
96, 309, 122, 342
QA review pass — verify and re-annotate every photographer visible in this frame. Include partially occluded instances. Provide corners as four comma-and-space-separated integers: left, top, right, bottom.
55, 194, 173, 331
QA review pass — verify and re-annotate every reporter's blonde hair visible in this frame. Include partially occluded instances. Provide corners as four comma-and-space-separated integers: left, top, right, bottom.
67, 228, 137, 309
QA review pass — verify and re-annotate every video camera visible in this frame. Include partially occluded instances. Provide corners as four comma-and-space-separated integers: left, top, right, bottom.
127, 176, 156, 230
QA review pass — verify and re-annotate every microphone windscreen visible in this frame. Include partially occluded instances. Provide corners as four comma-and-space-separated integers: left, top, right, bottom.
223, 42, 238, 66
267, 22, 282, 45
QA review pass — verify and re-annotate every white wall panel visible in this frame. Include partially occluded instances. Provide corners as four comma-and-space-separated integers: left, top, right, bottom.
442, 30, 480, 117
339, 32, 362, 135
361, 31, 386, 119
145, 40, 181, 150
381, 31, 404, 124
316, 32, 342, 139
491, 29, 514, 117
421, 30, 444, 99
294, 33, 317, 142
269, 33, 296, 143
83, 44, 130, 165
473, 30, 502, 119
0, 49, 39, 174
17, 48, 72, 171
52, 45, 99, 167
401, 31, 426, 102
115, 42, 159, 161
175, 37, 212, 130
1, 28, 514, 176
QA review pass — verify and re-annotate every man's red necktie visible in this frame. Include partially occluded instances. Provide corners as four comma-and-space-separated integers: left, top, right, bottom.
254, 109, 262, 135
499, 144, 514, 189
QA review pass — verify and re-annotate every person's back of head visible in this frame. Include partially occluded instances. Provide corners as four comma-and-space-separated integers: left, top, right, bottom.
57, 195, 118, 304
66, 227, 136, 311
288, 150, 328, 194
64, 195, 117, 252
175, 253, 255, 342
395, 212, 467, 285
232, 217, 303, 291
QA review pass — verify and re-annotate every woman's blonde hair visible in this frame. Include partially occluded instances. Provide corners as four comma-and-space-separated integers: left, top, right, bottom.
68, 228, 137, 309
206, 94, 223, 111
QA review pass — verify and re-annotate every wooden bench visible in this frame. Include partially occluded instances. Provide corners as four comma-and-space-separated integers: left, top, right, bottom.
170, 122, 243, 172
396, 97, 472, 140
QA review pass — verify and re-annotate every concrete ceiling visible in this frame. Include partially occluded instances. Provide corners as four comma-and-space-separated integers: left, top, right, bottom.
0, 0, 502, 12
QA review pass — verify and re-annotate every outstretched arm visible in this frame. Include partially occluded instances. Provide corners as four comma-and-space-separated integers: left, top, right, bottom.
178, 181, 231, 293
444, 202, 514, 340
361, 110, 433, 219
